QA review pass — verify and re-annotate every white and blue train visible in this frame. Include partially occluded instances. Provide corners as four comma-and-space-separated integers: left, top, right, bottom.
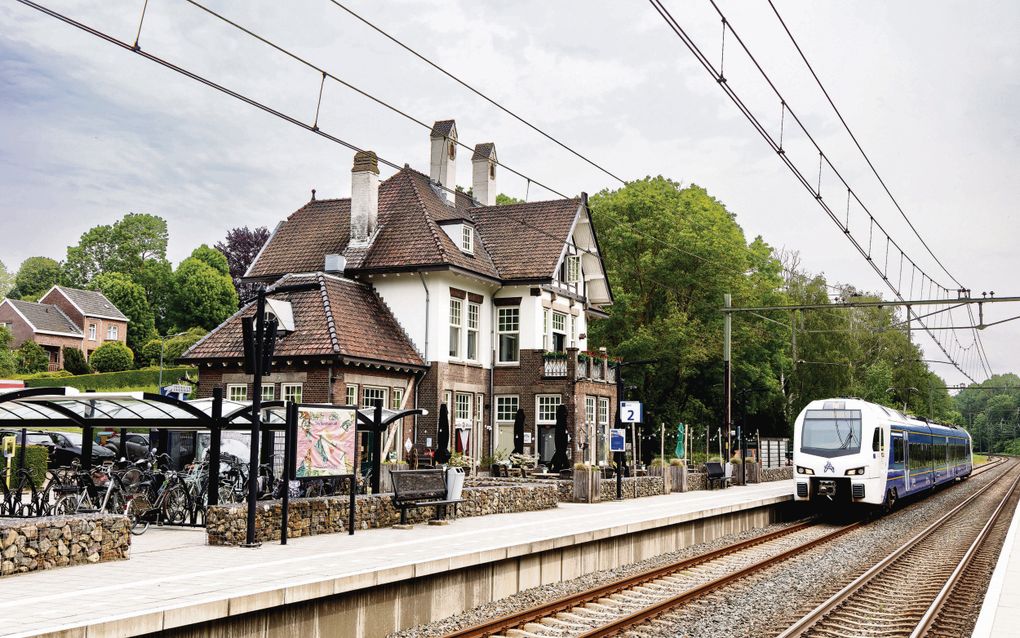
793, 398, 972, 509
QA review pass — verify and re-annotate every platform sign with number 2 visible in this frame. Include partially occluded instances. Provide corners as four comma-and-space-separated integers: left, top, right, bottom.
620, 401, 643, 423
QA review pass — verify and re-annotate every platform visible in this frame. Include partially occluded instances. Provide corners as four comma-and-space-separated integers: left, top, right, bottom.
973, 489, 1020, 637
0, 480, 793, 638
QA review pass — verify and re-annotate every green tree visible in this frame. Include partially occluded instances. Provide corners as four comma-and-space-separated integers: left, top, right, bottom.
11, 257, 61, 300
141, 328, 207, 367
167, 248, 238, 331
0, 260, 14, 298
0, 327, 16, 376
188, 244, 230, 276
15, 341, 49, 374
63, 213, 169, 286
62, 347, 91, 375
90, 272, 157, 358
89, 342, 134, 372
134, 258, 174, 333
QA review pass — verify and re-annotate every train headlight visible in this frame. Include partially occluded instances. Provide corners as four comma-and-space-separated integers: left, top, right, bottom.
845, 467, 865, 476
796, 466, 814, 475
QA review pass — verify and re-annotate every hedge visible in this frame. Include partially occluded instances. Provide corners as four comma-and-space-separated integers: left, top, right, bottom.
0, 445, 49, 487
22, 366, 198, 392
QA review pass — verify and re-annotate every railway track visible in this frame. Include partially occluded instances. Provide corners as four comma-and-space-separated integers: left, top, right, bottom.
778, 459, 1020, 638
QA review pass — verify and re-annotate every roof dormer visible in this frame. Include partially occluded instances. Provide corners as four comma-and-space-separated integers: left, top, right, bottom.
438, 219, 475, 255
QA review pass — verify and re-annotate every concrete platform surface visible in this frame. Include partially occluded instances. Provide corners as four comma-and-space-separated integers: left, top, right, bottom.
973, 491, 1020, 637
0, 480, 792, 638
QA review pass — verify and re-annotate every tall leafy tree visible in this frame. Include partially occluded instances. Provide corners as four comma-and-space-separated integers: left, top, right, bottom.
90, 272, 157, 358
167, 247, 238, 331
0, 326, 16, 376
63, 213, 168, 286
11, 256, 61, 300
215, 226, 270, 302
0, 260, 13, 298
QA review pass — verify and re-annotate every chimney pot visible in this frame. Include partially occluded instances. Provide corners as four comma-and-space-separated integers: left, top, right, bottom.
430, 119, 457, 203
350, 150, 380, 245
472, 143, 497, 206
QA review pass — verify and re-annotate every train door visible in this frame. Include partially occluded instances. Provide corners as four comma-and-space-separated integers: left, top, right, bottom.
889, 431, 906, 498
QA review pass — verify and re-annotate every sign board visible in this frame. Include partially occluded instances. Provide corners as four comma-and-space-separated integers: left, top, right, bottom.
523, 432, 533, 444
609, 428, 626, 453
1, 435, 14, 459
294, 407, 357, 478
620, 401, 643, 423
164, 384, 193, 395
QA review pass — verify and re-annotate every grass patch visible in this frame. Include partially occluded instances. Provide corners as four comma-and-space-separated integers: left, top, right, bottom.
973, 454, 990, 466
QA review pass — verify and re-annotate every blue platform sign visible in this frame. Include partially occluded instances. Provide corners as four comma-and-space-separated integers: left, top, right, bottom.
610, 428, 626, 453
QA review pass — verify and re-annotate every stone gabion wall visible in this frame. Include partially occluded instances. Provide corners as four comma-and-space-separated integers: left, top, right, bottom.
687, 472, 707, 491
207, 483, 559, 546
761, 466, 794, 482
596, 476, 664, 501
1, 514, 130, 577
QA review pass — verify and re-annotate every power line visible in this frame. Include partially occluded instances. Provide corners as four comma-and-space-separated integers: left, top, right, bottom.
647, 0, 978, 382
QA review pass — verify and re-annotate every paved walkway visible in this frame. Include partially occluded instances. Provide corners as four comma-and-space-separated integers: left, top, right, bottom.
0, 480, 792, 638
973, 490, 1020, 637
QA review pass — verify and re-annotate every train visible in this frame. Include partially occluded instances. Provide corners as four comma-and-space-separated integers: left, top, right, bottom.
792, 398, 972, 509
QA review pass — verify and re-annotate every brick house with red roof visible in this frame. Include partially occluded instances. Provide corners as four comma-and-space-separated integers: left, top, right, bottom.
182, 120, 618, 469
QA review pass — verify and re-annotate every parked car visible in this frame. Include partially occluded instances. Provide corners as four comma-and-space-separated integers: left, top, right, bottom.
101, 432, 150, 462
0, 429, 114, 468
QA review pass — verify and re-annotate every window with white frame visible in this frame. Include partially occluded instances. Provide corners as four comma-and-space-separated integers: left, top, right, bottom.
598, 398, 610, 427
597, 397, 610, 464
475, 393, 484, 428
461, 225, 473, 253
88, 324, 97, 341
496, 396, 519, 422
449, 298, 462, 359
586, 396, 596, 425
571, 313, 577, 348
282, 383, 303, 403
543, 309, 550, 350
444, 390, 452, 409
455, 392, 472, 424
345, 384, 357, 406
551, 311, 567, 352
466, 302, 479, 361
565, 255, 581, 284
261, 385, 275, 401
363, 386, 387, 408
106, 325, 118, 340
497, 307, 519, 363
536, 395, 562, 424
391, 387, 404, 410
227, 384, 248, 402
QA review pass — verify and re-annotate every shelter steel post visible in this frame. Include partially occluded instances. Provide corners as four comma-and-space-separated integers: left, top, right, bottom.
81, 424, 93, 469
18, 428, 26, 474
371, 404, 383, 494
724, 293, 732, 461
348, 475, 356, 536
245, 290, 267, 548
281, 401, 296, 545
119, 427, 127, 460
208, 388, 222, 507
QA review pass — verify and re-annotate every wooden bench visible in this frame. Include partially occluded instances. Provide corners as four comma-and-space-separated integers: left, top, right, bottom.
706, 462, 731, 489
390, 469, 461, 525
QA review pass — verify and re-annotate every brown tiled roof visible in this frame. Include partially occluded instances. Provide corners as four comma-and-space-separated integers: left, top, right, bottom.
52, 286, 128, 320
430, 120, 456, 138
472, 143, 495, 160
472, 198, 582, 280
4, 299, 82, 336
180, 274, 424, 368
245, 198, 350, 278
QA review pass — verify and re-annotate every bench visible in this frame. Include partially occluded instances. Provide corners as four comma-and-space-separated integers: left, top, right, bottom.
706, 462, 731, 489
390, 469, 462, 526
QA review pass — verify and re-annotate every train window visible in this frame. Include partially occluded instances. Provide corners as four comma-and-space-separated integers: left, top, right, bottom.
892, 437, 904, 464
872, 428, 882, 452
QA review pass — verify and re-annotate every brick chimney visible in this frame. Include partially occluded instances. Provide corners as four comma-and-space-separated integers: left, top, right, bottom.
350, 150, 379, 245
430, 119, 457, 203
472, 143, 497, 206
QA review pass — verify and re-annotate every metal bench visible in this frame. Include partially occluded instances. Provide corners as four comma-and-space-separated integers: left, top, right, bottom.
390, 469, 461, 525
706, 462, 731, 489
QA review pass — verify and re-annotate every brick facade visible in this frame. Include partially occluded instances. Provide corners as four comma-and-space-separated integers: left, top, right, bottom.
0, 303, 82, 370
40, 289, 128, 358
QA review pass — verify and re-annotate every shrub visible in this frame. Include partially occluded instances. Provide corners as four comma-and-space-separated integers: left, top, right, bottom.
15, 341, 49, 374
669, 458, 686, 467
89, 342, 134, 372
62, 346, 91, 375
22, 366, 196, 391
0, 445, 49, 487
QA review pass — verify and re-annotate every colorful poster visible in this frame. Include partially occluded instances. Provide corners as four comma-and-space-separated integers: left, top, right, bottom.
295, 407, 357, 477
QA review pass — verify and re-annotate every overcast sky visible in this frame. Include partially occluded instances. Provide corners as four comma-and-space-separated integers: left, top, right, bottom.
1, 0, 1017, 387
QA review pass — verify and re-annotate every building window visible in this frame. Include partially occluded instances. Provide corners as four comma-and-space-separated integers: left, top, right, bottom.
551, 312, 567, 352
497, 307, 519, 363
227, 384, 247, 402
585, 396, 596, 426
261, 385, 275, 401
496, 396, 519, 422
391, 387, 404, 410
106, 325, 118, 340
448, 140, 456, 160
475, 393, 484, 428
597, 397, 610, 464
466, 302, 479, 361
565, 255, 581, 284
88, 324, 97, 341
536, 395, 561, 424
598, 397, 609, 427
455, 392, 472, 425
449, 298, 462, 359
345, 384, 357, 406
461, 226, 473, 253
282, 383, 303, 403
363, 386, 387, 409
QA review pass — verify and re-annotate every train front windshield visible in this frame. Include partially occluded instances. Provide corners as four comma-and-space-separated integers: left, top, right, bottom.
801, 409, 863, 457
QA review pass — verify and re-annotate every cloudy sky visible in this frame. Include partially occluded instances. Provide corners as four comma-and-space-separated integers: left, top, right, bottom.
1, 0, 1017, 386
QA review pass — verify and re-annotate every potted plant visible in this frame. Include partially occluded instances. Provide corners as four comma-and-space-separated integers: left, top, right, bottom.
572, 462, 600, 503
669, 457, 688, 492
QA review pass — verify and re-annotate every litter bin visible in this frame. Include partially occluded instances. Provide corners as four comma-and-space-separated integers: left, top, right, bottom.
445, 466, 465, 501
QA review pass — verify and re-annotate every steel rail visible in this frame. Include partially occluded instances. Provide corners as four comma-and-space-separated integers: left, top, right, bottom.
575, 522, 861, 638
777, 460, 1018, 638
910, 468, 1020, 637
440, 520, 822, 638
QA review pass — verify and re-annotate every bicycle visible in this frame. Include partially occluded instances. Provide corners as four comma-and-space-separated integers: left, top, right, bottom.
52, 463, 130, 517
123, 453, 191, 535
